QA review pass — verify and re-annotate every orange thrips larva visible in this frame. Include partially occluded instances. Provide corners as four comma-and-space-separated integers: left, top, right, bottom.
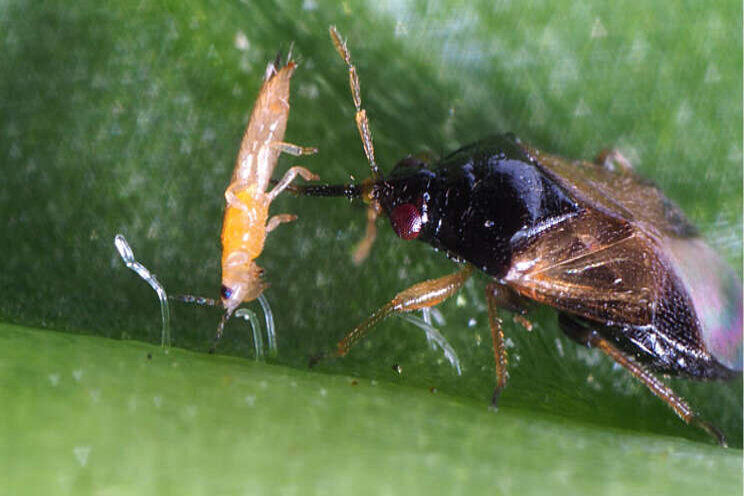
116, 54, 316, 355
218, 56, 318, 337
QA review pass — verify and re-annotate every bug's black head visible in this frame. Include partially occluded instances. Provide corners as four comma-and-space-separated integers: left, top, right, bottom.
373, 155, 436, 241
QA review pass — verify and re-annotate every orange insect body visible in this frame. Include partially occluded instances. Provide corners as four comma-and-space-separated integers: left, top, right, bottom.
219, 59, 317, 318
117, 55, 316, 355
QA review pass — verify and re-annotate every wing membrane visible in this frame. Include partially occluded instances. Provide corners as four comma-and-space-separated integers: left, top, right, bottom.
505, 210, 667, 325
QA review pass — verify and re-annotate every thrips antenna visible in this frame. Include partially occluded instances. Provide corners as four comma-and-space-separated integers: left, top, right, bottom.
171, 294, 219, 307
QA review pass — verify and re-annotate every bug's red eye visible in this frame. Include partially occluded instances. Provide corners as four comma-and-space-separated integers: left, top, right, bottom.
390, 202, 423, 240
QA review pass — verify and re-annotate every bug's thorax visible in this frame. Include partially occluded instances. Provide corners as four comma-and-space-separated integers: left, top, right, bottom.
372, 135, 581, 277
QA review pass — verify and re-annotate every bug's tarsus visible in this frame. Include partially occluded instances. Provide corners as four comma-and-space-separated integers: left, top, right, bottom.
308, 351, 330, 369
490, 388, 502, 411
693, 418, 728, 448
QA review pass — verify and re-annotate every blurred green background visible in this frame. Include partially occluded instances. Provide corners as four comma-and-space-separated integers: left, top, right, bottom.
1, 0, 742, 493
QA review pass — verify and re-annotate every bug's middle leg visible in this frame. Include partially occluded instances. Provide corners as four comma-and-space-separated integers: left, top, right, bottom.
312, 265, 474, 366
485, 282, 532, 408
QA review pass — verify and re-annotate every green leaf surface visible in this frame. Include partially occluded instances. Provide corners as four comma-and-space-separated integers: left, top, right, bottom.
1, 323, 741, 495
1, 0, 742, 493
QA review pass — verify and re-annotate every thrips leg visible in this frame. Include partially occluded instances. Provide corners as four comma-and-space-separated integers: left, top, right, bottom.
587, 330, 727, 447
266, 213, 298, 232
267, 166, 319, 201
210, 310, 232, 354
224, 183, 253, 214
314, 265, 474, 365
270, 141, 318, 157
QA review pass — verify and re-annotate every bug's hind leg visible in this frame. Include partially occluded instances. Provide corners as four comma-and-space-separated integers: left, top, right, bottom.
310, 265, 474, 367
558, 315, 727, 447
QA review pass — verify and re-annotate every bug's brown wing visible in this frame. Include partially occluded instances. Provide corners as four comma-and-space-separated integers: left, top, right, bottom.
523, 146, 698, 239
504, 209, 668, 326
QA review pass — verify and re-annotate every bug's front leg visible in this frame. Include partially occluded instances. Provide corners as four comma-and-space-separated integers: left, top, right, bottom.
352, 203, 380, 265
311, 265, 474, 366
485, 282, 532, 409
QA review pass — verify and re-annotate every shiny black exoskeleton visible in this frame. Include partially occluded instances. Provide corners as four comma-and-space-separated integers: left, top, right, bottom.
375, 134, 580, 277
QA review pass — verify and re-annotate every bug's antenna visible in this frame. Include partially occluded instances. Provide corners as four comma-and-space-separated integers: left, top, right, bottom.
329, 26, 381, 182
114, 234, 171, 347
329, 26, 384, 264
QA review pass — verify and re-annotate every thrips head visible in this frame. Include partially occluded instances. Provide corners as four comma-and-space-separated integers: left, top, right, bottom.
220, 258, 268, 315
